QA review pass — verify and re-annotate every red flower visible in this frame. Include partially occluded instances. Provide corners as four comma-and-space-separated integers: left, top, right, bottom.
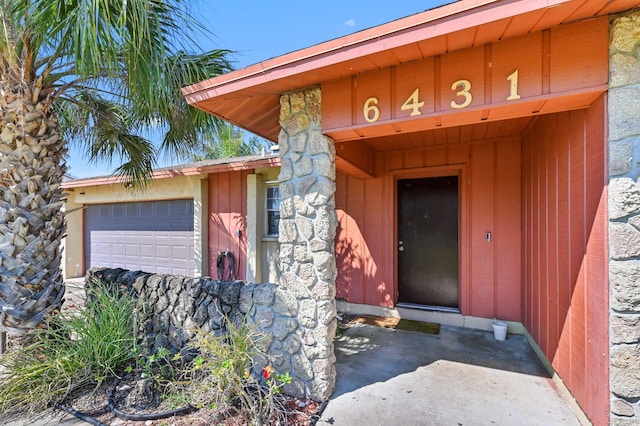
262, 366, 274, 379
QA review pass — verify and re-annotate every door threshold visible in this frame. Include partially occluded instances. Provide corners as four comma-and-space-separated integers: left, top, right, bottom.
396, 302, 460, 314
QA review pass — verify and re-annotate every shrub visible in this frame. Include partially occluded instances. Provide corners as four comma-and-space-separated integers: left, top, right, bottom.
0, 281, 137, 417
185, 318, 291, 425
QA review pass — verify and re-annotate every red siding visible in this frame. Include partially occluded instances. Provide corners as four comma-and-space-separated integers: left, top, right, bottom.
521, 96, 608, 425
208, 171, 249, 279
335, 137, 522, 321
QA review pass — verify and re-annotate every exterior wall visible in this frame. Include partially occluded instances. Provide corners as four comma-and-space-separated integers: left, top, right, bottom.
63, 175, 208, 278
208, 171, 250, 279
521, 97, 608, 425
335, 137, 522, 321
276, 88, 337, 400
608, 10, 640, 425
246, 166, 281, 284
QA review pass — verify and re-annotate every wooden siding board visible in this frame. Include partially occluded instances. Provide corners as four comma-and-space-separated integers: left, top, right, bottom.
322, 77, 353, 131
395, 59, 436, 117
538, 124, 549, 356
386, 150, 404, 171
491, 32, 543, 101
495, 138, 522, 321
547, 120, 560, 361
447, 144, 470, 165
208, 173, 219, 277
351, 177, 367, 305
365, 177, 387, 306
583, 98, 608, 424
425, 146, 447, 167
336, 175, 364, 304
404, 148, 425, 169
355, 68, 392, 126
335, 173, 352, 301
555, 113, 572, 377
469, 143, 495, 318
440, 46, 485, 112
522, 129, 532, 330
207, 171, 247, 280
549, 18, 608, 94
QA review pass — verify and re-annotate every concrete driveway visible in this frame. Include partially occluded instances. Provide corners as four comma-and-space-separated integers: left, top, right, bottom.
319, 323, 581, 426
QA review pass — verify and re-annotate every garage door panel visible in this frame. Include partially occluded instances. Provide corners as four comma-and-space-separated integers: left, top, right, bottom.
99, 242, 111, 254
171, 246, 189, 260
85, 200, 194, 276
125, 244, 138, 256
154, 245, 170, 259
139, 244, 154, 257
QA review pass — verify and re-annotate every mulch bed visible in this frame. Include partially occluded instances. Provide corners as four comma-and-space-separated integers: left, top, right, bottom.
54, 375, 321, 425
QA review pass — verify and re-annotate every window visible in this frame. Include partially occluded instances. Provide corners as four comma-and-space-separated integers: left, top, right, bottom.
266, 186, 280, 236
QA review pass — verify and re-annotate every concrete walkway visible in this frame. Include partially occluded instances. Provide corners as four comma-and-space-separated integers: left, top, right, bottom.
318, 323, 580, 426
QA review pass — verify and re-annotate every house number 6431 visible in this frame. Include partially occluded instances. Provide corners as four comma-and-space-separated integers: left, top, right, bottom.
363, 69, 521, 123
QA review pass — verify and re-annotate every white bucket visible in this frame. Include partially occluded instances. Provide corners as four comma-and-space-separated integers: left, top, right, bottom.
492, 321, 508, 341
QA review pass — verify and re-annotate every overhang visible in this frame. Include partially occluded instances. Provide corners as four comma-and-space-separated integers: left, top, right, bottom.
61, 154, 280, 189
182, 0, 639, 143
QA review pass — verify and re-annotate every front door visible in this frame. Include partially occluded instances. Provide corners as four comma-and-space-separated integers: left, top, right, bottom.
397, 176, 459, 310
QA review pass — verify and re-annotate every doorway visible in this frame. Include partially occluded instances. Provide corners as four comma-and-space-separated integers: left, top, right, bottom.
397, 176, 459, 310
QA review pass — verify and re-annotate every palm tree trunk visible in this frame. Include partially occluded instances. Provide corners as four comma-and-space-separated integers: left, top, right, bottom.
0, 76, 66, 337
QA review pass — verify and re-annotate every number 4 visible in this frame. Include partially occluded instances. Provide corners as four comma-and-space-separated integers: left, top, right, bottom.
401, 88, 426, 116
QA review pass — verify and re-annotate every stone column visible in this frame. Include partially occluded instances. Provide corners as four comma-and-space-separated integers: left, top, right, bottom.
275, 87, 337, 401
608, 10, 640, 424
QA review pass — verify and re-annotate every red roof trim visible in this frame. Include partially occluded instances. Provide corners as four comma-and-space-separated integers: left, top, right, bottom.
62, 157, 281, 189
182, 0, 570, 103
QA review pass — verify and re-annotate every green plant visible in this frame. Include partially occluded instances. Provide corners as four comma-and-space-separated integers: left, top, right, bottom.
0, 281, 137, 417
185, 318, 290, 425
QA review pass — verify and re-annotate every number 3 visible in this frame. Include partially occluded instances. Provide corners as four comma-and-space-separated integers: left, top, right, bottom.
450, 79, 472, 109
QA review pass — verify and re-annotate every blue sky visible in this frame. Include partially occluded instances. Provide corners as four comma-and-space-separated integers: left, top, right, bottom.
66, 1, 450, 178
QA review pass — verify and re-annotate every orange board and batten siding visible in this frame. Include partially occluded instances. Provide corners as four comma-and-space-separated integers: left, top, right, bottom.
208, 171, 250, 279
522, 96, 608, 425
335, 137, 522, 321
322, 17, 608, 143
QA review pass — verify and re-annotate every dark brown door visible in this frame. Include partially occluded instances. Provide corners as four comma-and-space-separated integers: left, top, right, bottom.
397, 176, 459, 309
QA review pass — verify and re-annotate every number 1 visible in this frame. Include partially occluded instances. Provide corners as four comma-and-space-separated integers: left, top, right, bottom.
506, 69, 520, 101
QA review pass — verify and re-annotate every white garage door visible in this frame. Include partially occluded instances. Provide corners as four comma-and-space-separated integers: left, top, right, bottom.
84, 200, 194, 276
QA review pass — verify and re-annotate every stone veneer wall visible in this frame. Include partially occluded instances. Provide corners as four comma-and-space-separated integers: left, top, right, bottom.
87, 267, 336, 398
277, 87, 338, 401
86, 268, 278, 360
608, 10, 640, 425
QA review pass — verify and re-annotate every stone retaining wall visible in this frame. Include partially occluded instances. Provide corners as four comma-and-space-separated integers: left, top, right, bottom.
86, 266, 331, 401
608, 10, 640, 425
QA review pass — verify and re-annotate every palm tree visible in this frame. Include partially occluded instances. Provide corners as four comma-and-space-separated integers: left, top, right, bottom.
0, 0, 233, 337
193, 122, 268, 161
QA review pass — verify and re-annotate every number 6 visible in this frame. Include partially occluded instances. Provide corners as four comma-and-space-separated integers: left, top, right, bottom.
363, 97, 380, 123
